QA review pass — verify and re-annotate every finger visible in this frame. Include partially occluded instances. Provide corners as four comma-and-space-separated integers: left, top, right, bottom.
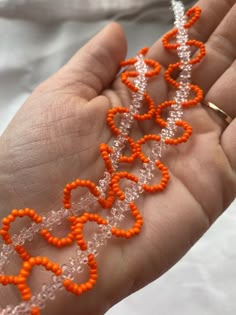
191, 3, 236, 93
204, 60, 236, 120
146, 0, 235, 67
51, 22, 127, 101
221, 119, 236, 176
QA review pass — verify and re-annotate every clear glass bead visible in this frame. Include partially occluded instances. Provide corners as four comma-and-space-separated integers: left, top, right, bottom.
76, 265, 84, 273
61, 265, 74, 280
3, 305, 14, 315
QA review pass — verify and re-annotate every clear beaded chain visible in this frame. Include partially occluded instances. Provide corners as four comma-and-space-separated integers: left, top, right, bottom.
0, 1, 206, 314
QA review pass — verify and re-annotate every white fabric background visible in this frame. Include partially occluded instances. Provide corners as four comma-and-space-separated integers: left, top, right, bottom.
0, 0, 193, 21
0, 0, 235, 314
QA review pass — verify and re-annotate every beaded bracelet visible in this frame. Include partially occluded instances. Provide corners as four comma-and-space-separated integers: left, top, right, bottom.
0, 1, 206, 314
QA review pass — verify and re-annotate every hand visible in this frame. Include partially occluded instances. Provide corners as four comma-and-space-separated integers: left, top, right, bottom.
0, 0, 235, 314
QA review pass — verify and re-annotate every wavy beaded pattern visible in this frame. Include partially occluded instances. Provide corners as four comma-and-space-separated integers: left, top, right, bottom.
0, 1, 206, 314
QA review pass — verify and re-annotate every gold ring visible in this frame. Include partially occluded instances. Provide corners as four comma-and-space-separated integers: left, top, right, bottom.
202, 101, 233, 124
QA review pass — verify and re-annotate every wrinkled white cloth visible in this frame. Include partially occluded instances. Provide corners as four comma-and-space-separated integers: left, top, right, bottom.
0, 1, 236, 315
0, 0, 194, 21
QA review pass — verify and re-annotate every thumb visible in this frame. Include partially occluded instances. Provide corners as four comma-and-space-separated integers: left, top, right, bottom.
54, 22, 127, 101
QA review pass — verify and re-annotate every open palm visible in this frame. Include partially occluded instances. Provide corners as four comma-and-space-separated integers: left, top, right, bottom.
0, 1, 235, 314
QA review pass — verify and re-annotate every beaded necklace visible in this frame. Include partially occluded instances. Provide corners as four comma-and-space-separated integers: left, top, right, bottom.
0, 1, 205, 314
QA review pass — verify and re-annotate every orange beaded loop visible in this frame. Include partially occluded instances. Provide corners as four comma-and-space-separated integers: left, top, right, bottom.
63, 179, 100, 210
136, 134, 162, 163
182, 84, 204, 107
63, 254, 98, 296
121, 70, 139, 92
142, 160, 170, 193
133, 92, 156, 121
119, 136, 140, 164
144, 59, 162, 78
70, 213, 107, 251
16, 256, 62, 301
110, 171, 139, 201
155, 100, 176, 127
164, 62, 182, 89
184, 7, 201, 29
165, 120, 193, 145
111, 202, 143, 238
0, 208, 42, 245
162, 28, 179, 50
107, 107, 130, 136
187, 39, 206, 65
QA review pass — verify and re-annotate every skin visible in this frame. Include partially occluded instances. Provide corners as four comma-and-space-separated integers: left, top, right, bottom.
0, 0, 235, 314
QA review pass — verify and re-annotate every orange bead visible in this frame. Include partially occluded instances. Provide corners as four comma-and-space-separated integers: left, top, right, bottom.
31, 307, 40, 315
